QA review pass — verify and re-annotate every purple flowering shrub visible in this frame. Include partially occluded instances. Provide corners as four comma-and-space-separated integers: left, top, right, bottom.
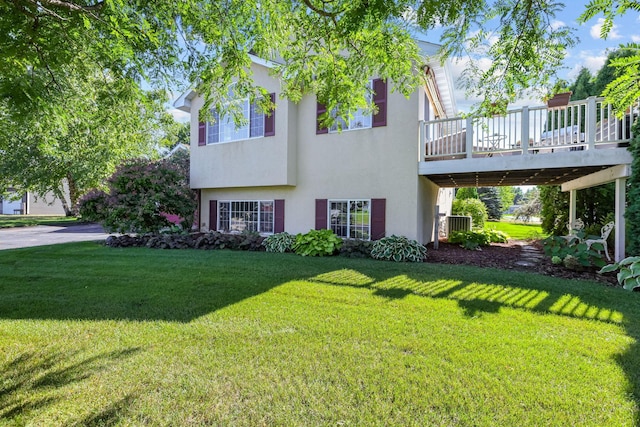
79, 154, 197, 233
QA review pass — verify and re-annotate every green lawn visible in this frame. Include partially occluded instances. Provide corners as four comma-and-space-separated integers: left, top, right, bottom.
1, 243, 638, 425
0, 215, 77, 228
487, 219, 547, 240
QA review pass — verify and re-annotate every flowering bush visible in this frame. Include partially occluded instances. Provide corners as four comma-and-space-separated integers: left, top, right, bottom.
79, 153, 197, 233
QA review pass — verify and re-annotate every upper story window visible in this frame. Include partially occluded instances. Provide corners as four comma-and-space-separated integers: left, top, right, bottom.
198, 91, 275, 146
317, 79, 387, 135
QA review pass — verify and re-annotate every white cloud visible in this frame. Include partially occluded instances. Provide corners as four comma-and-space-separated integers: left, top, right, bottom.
550, 20, 566, 30
167, 108, 190, 123
590, 18, 622, 40
566, 50, 607, 79
632, 35, 640, 43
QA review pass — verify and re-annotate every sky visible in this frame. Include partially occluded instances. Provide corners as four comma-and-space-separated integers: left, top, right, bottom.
445, 3, 640, 113
168, 2, 640, 120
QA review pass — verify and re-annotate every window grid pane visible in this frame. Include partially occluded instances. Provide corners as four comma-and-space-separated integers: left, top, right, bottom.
349, 200, 370, 240
207, 110, 220, 144
250, 102, 265, 137
218, 202, 230, 231
329, 201, 348, 238
259, 201, 274, 233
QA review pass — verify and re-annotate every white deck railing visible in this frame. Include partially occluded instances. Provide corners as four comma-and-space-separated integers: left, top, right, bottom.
420, 96, 638, 161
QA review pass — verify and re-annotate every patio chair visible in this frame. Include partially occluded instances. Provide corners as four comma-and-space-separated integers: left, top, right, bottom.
562, 218, 585, 244
585, 222, 615, 261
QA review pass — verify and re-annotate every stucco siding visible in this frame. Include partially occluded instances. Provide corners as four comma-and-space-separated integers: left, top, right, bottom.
190, 64, 296, 189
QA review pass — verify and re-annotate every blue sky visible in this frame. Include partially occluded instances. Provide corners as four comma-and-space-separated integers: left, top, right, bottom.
168, 3, 640, 120
445, 3, 640, 112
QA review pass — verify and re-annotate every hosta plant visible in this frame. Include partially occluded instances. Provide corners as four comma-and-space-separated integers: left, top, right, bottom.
599, 256, 640, 291
293, 229, 343, 257
371, 235, 426, 263
263, 232, 295, 253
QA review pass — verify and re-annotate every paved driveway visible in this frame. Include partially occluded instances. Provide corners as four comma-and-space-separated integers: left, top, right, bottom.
0, 223, 111, 250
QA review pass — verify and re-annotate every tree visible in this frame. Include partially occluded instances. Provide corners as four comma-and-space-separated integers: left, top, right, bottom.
79, 152, 197, 233
497, 186, 515, 211
0, 0, 582, 122
0, 65, 173, 215
569, 68, 594, 102
455, 187, 479, 200
478, 187, 502, 220
452, 198, 488, 229
579, 3, 640, 116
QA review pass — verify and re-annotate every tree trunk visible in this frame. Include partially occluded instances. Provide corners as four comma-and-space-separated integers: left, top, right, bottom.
66, 174, 80, 217
52, 185, 73, 217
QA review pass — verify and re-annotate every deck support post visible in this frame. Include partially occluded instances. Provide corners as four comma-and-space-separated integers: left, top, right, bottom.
615, 177, 626, 262
569, 189, 577, 227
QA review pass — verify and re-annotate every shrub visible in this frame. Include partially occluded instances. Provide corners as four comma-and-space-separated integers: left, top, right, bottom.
78, 156, 197, 234
448, 229, 509, 250
599, 256, 640, 291
371, 235, 426, 262
452, 198, 488, 228
293, 229, 343, 257
542, 236, 606, 269
339, 239, 374, 258
263, 232, 295, 253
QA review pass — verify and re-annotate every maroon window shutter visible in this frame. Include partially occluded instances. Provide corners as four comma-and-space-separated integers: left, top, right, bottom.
274, 199, 285, 233
315, 199, 328, 230
198, 121, 206, 146
209, 200, 217, 231
264, 93, 276, 137
372, 79, 387, 127
316, 102, 328, 134
370, 198, 386, 240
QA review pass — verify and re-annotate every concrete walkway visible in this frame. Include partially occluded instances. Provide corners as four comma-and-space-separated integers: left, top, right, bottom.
0, 223, 111, 250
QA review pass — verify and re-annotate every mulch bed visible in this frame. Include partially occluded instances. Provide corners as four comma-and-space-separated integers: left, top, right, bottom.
425, 240, 618, 286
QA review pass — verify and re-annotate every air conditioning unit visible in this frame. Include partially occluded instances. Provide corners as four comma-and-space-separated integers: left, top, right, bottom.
446, 215, 472, 236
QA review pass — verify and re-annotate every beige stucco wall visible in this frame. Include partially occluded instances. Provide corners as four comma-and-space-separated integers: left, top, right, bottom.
193, 81, 445, 242
190, 64, 297, 189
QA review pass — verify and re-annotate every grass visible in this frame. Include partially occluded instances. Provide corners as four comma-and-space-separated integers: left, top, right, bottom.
487, 219, 547, 240
1, 243, 639, 425
0, 215, 77, 228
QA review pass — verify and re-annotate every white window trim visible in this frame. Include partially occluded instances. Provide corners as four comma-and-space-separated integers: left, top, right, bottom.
217, 200, 275, 235
328, 199, 371, 240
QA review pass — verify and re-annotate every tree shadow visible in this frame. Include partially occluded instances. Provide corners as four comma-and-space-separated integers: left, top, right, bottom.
0, 348, 141, 423
309, 264, 640, 424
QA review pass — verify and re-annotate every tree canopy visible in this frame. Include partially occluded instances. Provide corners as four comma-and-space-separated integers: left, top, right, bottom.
0, 0, 608, 120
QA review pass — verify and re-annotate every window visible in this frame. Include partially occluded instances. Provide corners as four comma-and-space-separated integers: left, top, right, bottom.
201, 87, 275, 145
208, 99, 264, 144
330, 82, 373, 132
218, 200, 274, 233
316, 79, 386, 134
329, 199, 370, 240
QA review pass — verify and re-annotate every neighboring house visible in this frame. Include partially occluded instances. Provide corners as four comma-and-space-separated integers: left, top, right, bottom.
175, 40, 456, 243
0, 189, 66, 215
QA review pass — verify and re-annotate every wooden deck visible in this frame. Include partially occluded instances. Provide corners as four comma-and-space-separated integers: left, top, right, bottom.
419, 97, 636, 187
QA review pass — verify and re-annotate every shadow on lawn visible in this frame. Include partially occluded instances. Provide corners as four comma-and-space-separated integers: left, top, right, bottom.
0, 348, 140, 424
310, 265, 640, 425
1, 246, 640, 423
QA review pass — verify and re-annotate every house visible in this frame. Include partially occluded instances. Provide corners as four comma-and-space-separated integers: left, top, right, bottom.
175, 41, 457, 244
0, 189, 65, 215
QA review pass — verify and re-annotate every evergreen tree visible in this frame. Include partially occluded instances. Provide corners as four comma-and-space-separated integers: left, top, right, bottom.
478, 187, 502, 220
